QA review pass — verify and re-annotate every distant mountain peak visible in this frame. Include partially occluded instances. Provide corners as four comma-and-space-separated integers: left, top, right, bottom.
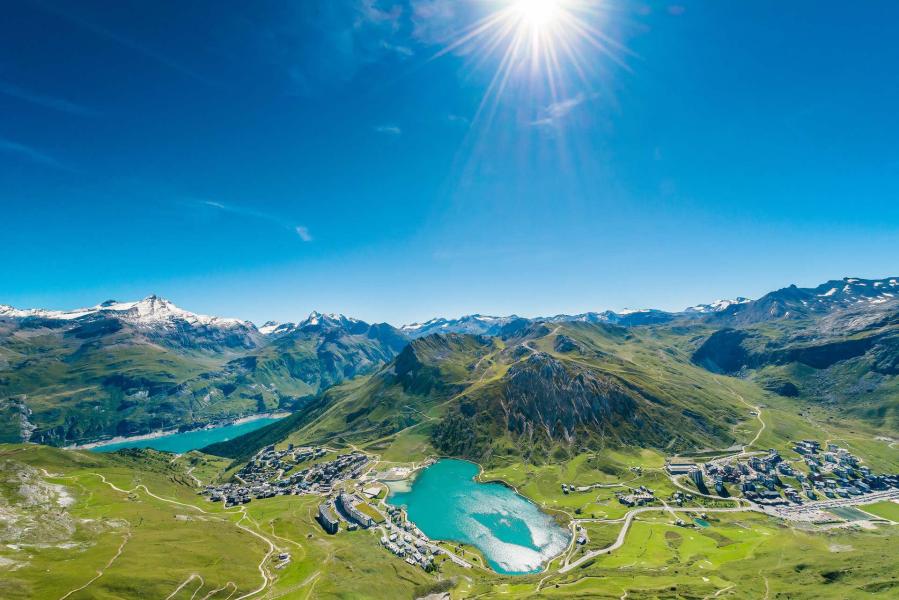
684, 297, 751, 314
0, 296, 251, 330
300, 311, 359, 328
400, 314, 520, 338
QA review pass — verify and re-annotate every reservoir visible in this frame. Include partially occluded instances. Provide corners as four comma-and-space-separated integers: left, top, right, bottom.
387, 459, 569, 575
90, 416, 282, 454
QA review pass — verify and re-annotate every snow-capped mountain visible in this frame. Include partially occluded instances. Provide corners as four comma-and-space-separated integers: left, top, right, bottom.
401, 308, 679, 337
684, 298, 751, 314
712, 277, 899, 325
541, 308, 678, 326
0, 298, 410, 445
1, 295, 261, 352
0, 294, 251, 329
258, 321, 285, 335
400, 314, 522, 338
256, 311, 368, 337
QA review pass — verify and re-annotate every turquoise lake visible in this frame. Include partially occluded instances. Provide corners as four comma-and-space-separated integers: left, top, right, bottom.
90, 417, 282, 454
387, 459, 570, 575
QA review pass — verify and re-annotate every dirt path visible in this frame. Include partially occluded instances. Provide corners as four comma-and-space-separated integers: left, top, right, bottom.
201, 582, 237, 600
88, 473, 284, 600
715, 378, 765, 456
165, 573, 203, 600
58, 531, 131, 600
186, 465, 202, 487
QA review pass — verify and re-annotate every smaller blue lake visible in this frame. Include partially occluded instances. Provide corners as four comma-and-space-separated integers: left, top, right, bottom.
387, 459, 570, 575
90, 417, 282, 454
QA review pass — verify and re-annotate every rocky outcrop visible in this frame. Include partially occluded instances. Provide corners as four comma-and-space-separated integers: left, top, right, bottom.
553, 335, 582, 353
501, 353, 637, 443
691, 329, 755, 374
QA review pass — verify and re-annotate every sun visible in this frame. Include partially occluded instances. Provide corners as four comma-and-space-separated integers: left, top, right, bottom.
429, 0, 624, 135
512, 0, 565, 30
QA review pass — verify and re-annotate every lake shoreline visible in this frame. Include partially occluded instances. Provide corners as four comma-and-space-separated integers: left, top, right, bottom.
384, 457, 572, 576
66, 411, 292, 451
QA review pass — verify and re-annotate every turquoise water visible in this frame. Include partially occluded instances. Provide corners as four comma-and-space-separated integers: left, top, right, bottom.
90, 417, 282, 454
694, 518, 710, 528
387, 459, 570, 575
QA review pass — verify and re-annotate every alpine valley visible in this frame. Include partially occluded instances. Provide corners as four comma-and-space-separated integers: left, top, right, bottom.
2, 276, 898, 599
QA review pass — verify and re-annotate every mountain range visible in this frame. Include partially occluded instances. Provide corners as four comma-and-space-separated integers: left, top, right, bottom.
0, 297, 407, 445
2, 276, 897, 449
207, 276, 898, 464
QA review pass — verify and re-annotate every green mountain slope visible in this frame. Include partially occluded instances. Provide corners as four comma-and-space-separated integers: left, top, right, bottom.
693, 298, 899, 431
209, 323, 755, 464
0, 303, 408, 446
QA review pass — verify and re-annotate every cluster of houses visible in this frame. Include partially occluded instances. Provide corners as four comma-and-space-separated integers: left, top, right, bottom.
790, 441, 898, 499
237, 445, 329, 488
313, 491, 439, 571
379, 505, 439, 571
669, 490, 695, 506
616, 485, 656, 507
673, 440, 899, 507
201, 445, 370, 506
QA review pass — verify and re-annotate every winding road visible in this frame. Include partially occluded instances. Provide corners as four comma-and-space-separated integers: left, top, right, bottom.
559, 505, 750, 573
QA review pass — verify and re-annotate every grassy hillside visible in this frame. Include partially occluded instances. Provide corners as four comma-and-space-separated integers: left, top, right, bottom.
5, 443, 896, 599
209, 324, 760, 465
0, 315, 407, 446
0, 444, 454, 599
693, 302, 899, 432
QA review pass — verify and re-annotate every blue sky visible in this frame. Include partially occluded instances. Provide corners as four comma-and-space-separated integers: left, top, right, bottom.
2, 0, 897, 325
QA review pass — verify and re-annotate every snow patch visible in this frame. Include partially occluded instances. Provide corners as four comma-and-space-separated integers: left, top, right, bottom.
0, 296, 250, 330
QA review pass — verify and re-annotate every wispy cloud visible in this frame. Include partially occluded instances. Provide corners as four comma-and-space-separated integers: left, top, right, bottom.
0, 82, 98, 117
531, 92, 597, 127
380, 40, 414, 58
356, 0, 403, 31
201, 200, 312, 242
375, 124, 402, 136
0, 138, 72, 170
410, 0, 458, 46
282, 1, 412, 94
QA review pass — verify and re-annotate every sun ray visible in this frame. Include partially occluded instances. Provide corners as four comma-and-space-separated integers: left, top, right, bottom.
430, 0, 627, 130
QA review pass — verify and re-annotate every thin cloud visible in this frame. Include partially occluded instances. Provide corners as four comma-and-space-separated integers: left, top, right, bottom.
200, 200, 312, 242
411, 0, 458, 46
0, 138, 71, 171
380, 40, 414, 58
356, 0, 403, 32
283, 1, 410, 94
375, 124, 402, 135
531, 92, 597, 127
0, 82, 98, 117
447, 114, 470, 126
